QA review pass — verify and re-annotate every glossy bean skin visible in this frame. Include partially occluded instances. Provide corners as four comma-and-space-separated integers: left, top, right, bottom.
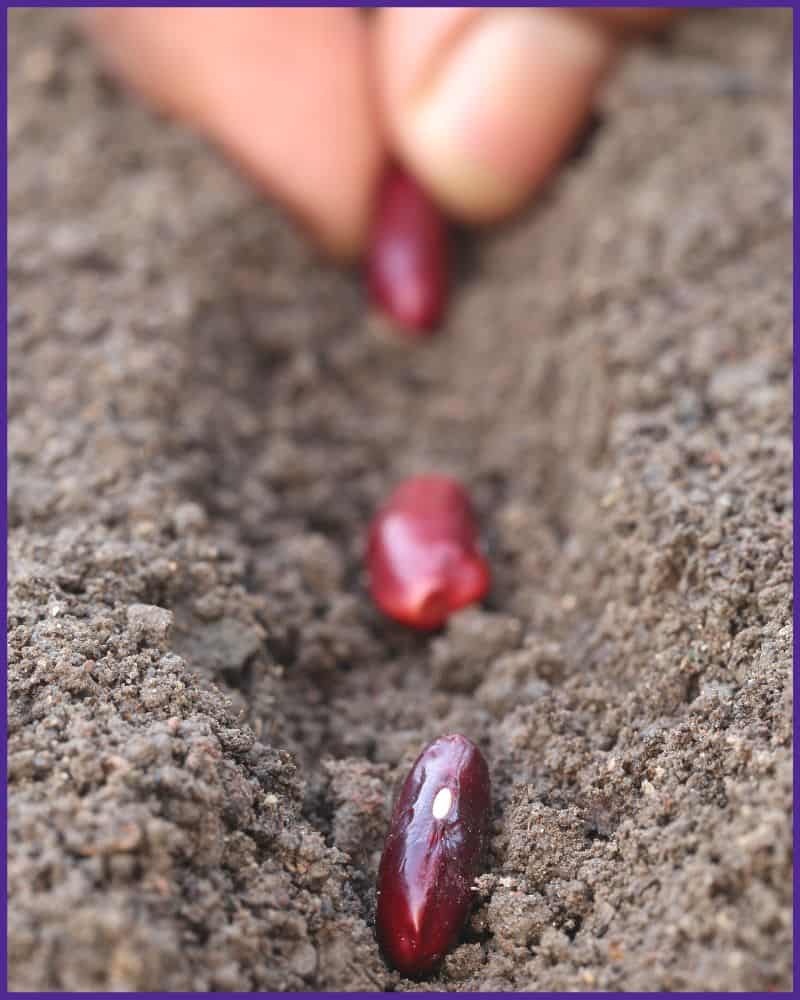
366, 164, 449, 334
367, 475, 490, 630
376, 734, 491, 977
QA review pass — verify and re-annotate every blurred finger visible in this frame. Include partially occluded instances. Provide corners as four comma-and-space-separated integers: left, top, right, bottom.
85, 8, 383, 257
374, 6, 615, 223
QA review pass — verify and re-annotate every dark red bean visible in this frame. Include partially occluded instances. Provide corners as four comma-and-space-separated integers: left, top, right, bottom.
376, 734, 491, 977
367, 475, 490, 630
366, 164, 449, 334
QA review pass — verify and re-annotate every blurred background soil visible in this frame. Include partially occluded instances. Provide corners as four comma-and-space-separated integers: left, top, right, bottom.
7, 8, 793, 991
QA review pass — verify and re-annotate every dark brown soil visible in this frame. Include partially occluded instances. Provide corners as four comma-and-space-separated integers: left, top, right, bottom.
8, 8, 793, 991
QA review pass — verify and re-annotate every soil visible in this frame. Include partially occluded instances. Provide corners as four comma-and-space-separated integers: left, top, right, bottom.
7, 8, 793, 992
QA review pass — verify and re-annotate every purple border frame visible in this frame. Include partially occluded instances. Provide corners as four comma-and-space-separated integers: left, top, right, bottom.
792, 6, 799, 997
2, 1, 790, 7
2, 2, 796, 996
2, 5, 7, 996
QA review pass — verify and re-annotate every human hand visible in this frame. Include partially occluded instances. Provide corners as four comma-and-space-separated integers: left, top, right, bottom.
84, 7, 674, 259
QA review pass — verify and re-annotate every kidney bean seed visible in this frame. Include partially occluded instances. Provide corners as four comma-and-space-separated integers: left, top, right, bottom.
376, 734, 491, 977
367, 475, 490, 630
366, 164, 449, 334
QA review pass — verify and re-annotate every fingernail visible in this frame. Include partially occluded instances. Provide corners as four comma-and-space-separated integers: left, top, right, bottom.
404, 10, 612, 221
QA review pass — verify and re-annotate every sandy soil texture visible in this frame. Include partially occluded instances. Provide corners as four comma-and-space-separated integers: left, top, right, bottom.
8, 8, 793, 991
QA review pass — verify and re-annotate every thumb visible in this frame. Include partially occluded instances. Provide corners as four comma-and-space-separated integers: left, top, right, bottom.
374, 7, 615, 222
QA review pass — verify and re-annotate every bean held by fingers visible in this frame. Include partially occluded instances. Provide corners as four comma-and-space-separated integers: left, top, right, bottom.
366, 165, 450, 334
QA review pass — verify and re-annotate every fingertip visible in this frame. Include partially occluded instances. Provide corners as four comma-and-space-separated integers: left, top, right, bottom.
376, 8, 615, 223
83, 8, 384, 259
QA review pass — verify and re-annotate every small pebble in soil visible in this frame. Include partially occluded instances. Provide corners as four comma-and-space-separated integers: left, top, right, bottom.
375, 734, 491, 978
366, 164, 449, 334
367, 475, 490, 629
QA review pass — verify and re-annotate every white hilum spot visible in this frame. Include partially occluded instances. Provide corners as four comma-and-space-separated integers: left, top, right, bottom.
432, 787, 453, 820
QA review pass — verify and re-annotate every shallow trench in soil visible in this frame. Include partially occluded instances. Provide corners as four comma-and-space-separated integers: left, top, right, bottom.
7, 7, 793, 992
